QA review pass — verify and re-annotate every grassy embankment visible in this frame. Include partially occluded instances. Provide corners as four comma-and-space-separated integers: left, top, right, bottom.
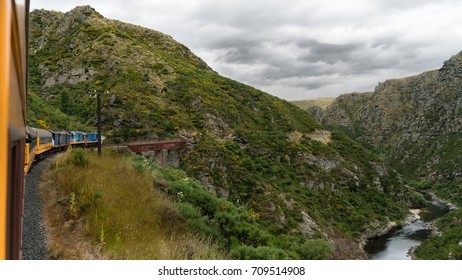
41, 148, 332, 260
41, 148, 223, 259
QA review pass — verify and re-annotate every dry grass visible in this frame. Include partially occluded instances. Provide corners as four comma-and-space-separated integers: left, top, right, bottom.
291, 97, 336, 110
40, 148, 224, 259
306, 129, 332, 144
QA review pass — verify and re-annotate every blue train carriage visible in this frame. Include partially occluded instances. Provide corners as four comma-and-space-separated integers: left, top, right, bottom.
69, 131, 86, 147
85, 131, 98, 147
50, 130, 70, 151
24, 126, 38, 173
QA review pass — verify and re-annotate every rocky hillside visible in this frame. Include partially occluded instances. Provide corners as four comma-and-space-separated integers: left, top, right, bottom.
322, 51, 462, 184
320, 51, 462, 259
28, 6, 420, 259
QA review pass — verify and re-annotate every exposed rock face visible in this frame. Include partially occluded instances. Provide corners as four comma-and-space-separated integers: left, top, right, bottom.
306, 106, 325, 123
323, 51, 462, 181
44, 67, 95, 86
142, 150, 181, 168
30, 6, 105, 87
299, 211, 322, 237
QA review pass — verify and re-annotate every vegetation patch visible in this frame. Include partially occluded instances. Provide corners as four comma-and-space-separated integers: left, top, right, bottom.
291, 97, 336, 110
414, 209, 462, 260
411, 179, 462, 259
132, 154, 333, 260
41, 149, 223, 259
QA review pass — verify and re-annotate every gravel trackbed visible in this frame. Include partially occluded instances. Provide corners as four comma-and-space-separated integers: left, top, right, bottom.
22, 157, 53, 260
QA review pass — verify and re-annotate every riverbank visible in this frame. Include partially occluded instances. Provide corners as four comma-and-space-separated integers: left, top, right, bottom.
360, 219, 398, 254
427, 192, 458, 211
363, 196, 451, 259
360, 207, 421, 248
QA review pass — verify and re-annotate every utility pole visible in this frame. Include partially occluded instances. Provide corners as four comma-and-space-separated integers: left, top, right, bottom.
97, 90, 102, 158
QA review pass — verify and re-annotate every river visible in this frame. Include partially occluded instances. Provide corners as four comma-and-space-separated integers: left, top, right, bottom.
364, 199, 450, 260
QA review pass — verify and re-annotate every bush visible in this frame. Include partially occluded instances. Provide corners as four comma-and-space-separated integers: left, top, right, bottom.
163, 168, 187, 181
409, 191, 427, 208
69, 149, 89, 167
171, 180, 220, 216
230, 245, 289, 260
173, 202, 221, 240
295, 239, 332, 260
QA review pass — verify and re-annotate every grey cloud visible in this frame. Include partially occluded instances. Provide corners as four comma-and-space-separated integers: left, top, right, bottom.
189, 0, 311, 30
223, 48, 258, 64
376, 0, 446, 11
296, 40, 362, 65
210, 37, 262, 49
371, 37, 398, 49
292, 80, 330, 91
259, 62, 336, 80
213, 36, 419, 91
209, 38, 263, 64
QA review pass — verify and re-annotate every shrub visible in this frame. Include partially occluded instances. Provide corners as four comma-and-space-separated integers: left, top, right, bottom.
230, 245, 289, 260
69, 149, 89, 167
163, 168, 187, 181
295, 239, 332, 260
174, 202, 221, 240
171, 180, 220, 216
409, 191, 427, 208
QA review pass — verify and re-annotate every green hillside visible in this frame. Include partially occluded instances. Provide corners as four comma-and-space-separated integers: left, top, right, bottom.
27, 91, 87, 130
27, 6, 419, 259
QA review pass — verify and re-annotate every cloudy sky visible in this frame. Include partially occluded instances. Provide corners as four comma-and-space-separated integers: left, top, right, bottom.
30, 0, 462, 100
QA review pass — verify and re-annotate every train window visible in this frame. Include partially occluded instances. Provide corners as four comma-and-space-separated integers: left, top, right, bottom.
30, 136, 36, 150
39, 137, 52, 144
14, 0, 26, 8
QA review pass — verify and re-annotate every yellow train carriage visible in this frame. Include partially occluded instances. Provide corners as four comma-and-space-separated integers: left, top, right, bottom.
34, 128, 53, 155
24, 126, 37, 173
1, 0, 29, 259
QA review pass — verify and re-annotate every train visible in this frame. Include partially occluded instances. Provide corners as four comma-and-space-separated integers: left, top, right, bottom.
24, 127, 101, 173
1, 0, 29, 260
1, 0, 102, 259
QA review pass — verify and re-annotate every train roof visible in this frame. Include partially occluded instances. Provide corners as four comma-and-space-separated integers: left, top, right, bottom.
34, 128, 52, 138
26, 126, 38, 137
49, 130, 68, 134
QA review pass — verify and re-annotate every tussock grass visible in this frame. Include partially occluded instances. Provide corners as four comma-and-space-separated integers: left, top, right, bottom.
41, 148, 224, 259
291, 97, 336, 110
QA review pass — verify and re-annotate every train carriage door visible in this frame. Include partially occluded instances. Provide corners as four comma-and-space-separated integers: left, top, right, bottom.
6, 131, 25, 259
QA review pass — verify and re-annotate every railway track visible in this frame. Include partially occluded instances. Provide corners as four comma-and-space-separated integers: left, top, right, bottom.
22, 156, 54, 259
